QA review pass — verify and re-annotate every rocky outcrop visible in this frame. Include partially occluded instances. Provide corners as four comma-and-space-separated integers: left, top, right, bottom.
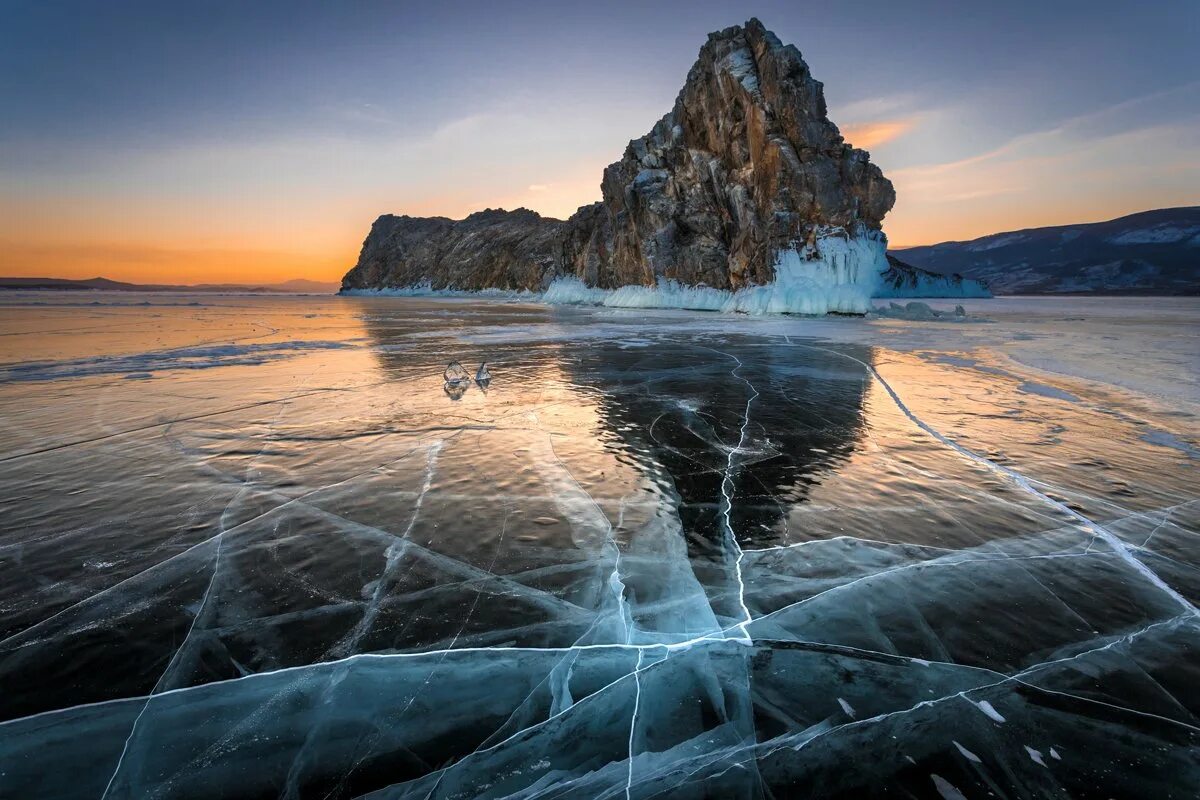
573, 18, 893, 291
342, 19, 911, 306
345, 209, 567, 292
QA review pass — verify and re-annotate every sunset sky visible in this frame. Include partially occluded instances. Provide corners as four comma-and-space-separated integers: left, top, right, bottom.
2, 0, 1197, 284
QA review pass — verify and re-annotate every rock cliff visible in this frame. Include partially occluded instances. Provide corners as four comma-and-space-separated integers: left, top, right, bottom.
342, 19, 979, 309
345, 208, 567, 292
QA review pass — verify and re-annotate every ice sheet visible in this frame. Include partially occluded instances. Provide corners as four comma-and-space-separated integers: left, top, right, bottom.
0, 293, 1196, 798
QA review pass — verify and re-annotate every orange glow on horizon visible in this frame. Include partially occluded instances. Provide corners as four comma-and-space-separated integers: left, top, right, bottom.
0, 161, 611, 284
5, 192, 1194, 284
0, 240, 348, 285
2, 140, 1195, 283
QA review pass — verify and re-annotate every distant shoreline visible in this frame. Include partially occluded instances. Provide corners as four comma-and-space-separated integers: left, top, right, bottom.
6, 285, 1195, 298
0, 286, 334, 295
0, 277, 339, 294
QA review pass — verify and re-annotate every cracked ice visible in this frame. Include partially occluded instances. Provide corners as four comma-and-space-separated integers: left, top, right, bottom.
0, 294, 1198, 799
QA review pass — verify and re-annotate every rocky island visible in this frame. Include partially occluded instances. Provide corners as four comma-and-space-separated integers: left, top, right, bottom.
341, 19, 987, 312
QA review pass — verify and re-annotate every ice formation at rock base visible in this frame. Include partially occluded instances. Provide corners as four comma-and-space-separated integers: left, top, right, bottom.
347, 230, 991, 316
546, 230, 887, 315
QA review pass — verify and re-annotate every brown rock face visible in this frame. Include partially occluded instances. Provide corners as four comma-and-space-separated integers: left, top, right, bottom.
341, 19, 895, 293
345, 209, 567, 291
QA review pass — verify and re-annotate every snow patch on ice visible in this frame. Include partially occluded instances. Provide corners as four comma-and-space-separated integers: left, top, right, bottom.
1024, 745, 1047, 767
836, 697, 856, 718
931, 774, 968, 800
952, 741, 982, 763
975, 699, 1006, 723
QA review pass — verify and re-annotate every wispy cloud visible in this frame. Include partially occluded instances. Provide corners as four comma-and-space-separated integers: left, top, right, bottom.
892, 81, 1200, 177
841, 120, 914, 150
834, 94, 922, 121
885, 119, 1200, 245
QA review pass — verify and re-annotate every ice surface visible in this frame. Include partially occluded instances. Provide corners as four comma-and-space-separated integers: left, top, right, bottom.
0, 293, 1197, 798
0, 340, 354, 382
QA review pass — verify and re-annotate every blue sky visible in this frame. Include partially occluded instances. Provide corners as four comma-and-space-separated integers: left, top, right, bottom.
2, 0, 1197, 281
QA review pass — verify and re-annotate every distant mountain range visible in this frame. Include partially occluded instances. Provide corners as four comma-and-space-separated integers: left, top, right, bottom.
894, 207, 1200, 295
0, 277, 340, 294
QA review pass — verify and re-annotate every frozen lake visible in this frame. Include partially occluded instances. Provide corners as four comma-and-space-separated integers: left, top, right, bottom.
1, 293, 1197, 798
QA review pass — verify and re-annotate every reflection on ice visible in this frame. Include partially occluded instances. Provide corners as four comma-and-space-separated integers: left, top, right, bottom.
0, 295, 1197, 798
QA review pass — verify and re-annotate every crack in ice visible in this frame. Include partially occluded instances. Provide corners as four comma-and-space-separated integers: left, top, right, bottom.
625, 649, 644, 800
749, 549, 1112, 628
322, 508, 517, 800
795, 343, 1198, 618
99, 370, 322, 798
701, 346, 758, 643
334, 440, 445, 657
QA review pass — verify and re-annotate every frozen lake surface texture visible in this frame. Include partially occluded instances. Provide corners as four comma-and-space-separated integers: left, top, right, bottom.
1, 293, 1197, 799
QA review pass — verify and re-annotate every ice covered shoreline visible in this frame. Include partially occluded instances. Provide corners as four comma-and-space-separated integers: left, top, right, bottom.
342, 231, 990, 315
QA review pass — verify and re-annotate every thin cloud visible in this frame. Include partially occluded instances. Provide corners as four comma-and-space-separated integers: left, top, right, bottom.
841, 120, 914, 150
893, 81, 1200, 178
835, 94, 921, 121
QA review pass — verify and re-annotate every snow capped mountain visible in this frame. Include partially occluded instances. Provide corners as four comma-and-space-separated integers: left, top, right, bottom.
897, 208, 1200, 295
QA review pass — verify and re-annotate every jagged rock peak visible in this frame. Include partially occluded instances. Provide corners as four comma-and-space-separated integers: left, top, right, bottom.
584, 17, 895, 289
342, 19, 897, 301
